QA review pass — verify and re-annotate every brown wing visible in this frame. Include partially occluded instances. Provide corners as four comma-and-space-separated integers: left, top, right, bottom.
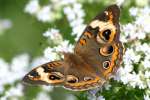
74, 5, 123, 79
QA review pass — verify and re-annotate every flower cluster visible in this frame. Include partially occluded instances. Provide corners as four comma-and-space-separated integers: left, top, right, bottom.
43, 28, 74, 61
121, 6, 150, 42
0, 54, 29, 99
25, 0, 62, 22
115, 6, 150, 100
63, 1, 85, 40
1, 84, 23, 100
25, 0, 85, 23
0, 54, 54, 99
40, 0, 86, 60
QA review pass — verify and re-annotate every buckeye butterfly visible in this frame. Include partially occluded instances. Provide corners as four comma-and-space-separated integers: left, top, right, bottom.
23, 4, 124, 91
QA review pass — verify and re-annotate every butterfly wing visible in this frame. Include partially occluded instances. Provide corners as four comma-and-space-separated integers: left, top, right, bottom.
74, 5, 124, 79
23, 60, 66, 86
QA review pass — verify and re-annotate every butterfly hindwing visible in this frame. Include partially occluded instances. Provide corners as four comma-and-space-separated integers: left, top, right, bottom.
62, 53, 106, 91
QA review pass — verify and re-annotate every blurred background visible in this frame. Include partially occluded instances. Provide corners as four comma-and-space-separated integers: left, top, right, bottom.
0, 0, 150, 100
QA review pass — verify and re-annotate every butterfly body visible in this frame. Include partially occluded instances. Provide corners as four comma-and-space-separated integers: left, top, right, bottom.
23, 4, 125, 91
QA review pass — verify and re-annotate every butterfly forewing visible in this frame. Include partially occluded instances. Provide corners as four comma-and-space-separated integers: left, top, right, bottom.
74, 5, 122, 79
23, 61, 65, 85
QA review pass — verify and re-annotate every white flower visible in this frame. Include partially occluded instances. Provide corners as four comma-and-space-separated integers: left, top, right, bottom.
0, 53, 30, 90
11, 54, 29, 72
61, 0, 76, 5
104, 83, 111, 90
141, 7, 150, 15
72, 24, 85, 40
36, 92, 51, 100
2, 84, 23, 99
136, 71, 146, 89
63, 1, 85, 41
0, 58, 9, 77
115, 67, 146, 89
116, 0, 125, 6
43, 28, 63, 44
122, 23, 136, 40
43, 28, 59, 38
31, 57, 50, 67
42, 86, 53, 92
43, 47, 59, 61
122, 6, 150, 43
144, 71, 150, 78
124, 48, 141, 64
127, 73, 139, 88
136, 31, 146, 39
8, 54, 29, 84
135, 43, 148, 52
66, 94, 76, 100
43, 28, 62, 40
73, 3, 83, 16
64, 6, 76, 21
0, 86, 4, 94
24, 0, 40, 14
0, 19, 12, 34
144, 94, 150, 100
54, 40, 74, 53
70, 18, 84, 28
135, 14, 150, 33
117, 6, 150, 93
129, 7, 138, 16
25, 0, 65, 23
119, 70, 134, 85
97, 95, 105, 100
123, 63, 133, 73
37, 5, 52, 22
146, 79, 150, 89
142, 58, 150, 69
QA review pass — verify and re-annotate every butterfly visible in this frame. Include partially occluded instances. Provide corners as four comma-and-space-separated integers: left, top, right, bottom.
23, 4, 125, 91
